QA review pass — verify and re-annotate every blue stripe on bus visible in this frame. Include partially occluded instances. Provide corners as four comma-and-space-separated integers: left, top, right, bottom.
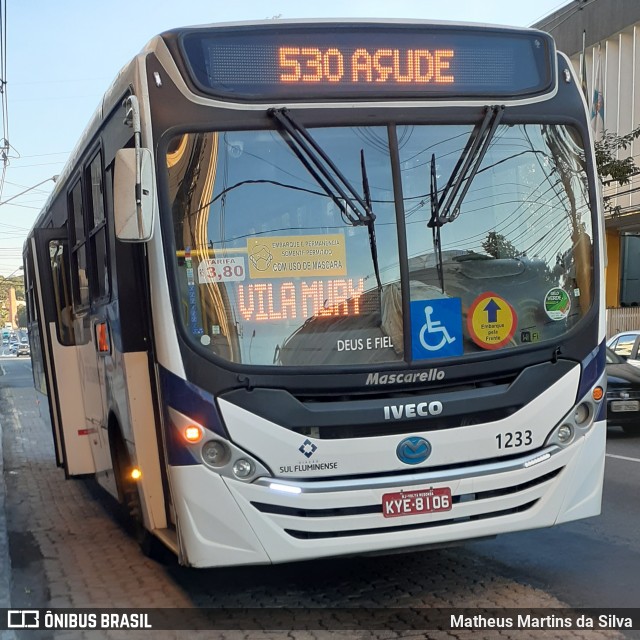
579, 341, 606, 422
159, 365, 228, 466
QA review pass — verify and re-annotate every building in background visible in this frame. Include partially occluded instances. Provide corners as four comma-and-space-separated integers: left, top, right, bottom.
0, 286, 25, 328
6, 287, 17, 328
534, 0, 640, 320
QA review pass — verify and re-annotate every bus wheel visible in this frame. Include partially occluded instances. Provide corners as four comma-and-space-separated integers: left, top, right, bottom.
116, 443, 166, 561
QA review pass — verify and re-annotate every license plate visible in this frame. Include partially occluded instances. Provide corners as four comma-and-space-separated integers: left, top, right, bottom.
382, 487, 452, 518
611, 400, 640, 412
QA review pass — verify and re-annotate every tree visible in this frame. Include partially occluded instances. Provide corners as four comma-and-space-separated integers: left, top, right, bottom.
16, 305, 27, 328
594, 125, 640, 186
482, 231, 519, 259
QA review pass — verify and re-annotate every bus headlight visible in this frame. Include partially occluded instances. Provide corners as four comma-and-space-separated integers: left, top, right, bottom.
202, 440, 230, 466
199, 438, 269, 482
557, 424, 573, 443
573, 403, 590, 425
168, 405, 271, 482
233, 459, 255, 479
545, 372, 605, 448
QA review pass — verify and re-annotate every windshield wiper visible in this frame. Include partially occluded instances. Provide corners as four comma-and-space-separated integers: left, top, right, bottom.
431, 105, 505, 226
360, 148, 382, 291
427, 105, 505, 292
269, 107, 382, 290
438, 105, 504, 226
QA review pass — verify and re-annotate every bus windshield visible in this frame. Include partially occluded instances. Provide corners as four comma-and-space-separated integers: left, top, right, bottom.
166, 122, 593, 367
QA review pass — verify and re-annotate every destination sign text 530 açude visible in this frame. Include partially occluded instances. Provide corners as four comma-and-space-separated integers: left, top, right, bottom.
278, 46, 454, 85
180, 24, 555, 100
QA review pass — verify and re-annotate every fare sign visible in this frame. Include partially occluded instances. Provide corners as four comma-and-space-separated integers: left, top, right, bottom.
382, 487, 452, 518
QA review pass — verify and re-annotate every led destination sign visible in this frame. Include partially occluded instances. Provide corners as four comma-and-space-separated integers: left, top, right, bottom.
236, 278, 364, 321
180, 25, 555, 100
277, 46, 455, 85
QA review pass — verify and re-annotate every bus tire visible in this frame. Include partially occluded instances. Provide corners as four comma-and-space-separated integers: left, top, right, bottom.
112, 432, 166, 561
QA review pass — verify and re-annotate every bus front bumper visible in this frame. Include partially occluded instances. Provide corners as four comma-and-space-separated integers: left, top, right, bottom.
168, 421, 605, 568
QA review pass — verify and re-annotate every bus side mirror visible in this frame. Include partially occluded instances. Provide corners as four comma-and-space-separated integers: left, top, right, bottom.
113, 148, 155, 242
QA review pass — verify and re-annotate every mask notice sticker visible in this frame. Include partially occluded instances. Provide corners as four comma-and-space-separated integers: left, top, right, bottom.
247, 234, 347, 278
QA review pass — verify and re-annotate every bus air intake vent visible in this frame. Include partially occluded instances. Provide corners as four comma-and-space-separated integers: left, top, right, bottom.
284, 500, 539, 539
248, 466, 562, 540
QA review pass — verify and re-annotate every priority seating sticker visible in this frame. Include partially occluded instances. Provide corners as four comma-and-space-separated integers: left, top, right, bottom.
467, 292, 517, 350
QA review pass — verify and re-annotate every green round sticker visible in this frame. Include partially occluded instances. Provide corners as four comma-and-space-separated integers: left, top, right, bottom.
544, 287, 571, 320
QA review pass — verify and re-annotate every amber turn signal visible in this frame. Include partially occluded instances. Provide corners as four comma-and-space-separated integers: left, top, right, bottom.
184, 425, 204, 443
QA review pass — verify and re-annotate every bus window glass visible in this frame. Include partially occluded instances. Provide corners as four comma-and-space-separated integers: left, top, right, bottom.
167, 123, 593, 367
399, 123, 593, 357
49, 240, 75, 346
167, 127, 402, 366
74, 245, 89, 308
92, 230, 109, 300
69, 181, 90, 309
90, 155, 105, 225
25, 252, 37, 323
88, 154, 109, 300
71, 181, 85, 245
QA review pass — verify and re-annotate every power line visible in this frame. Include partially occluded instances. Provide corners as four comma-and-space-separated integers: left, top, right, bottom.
529, 0, 575, 27
0, 0, 9, 202
4, 178, 54, 193
11, 151, 69, 159
5, 161, 65, 169
0, 0, 7, 142
0, 175, 58, 206
531, 0, 599, 31
550, 0, 600, 32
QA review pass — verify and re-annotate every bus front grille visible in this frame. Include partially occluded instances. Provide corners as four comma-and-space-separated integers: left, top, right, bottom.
283, 500, 539, 539
247, 466, 563, 539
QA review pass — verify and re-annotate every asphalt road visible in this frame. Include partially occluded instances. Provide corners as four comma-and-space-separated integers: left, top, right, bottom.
469, 425, 640, 611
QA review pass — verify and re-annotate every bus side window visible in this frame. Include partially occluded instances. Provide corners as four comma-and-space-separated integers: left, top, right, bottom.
49, 239, 75, 346
69, 180, 90, 309
87, 152, 110, 301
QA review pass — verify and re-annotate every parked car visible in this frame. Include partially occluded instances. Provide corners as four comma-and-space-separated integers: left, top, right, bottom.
606, 347, 640, 435
607, 330, 640, 368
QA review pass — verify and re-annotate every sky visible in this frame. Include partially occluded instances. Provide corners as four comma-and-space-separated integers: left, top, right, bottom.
2, 0, 570, 276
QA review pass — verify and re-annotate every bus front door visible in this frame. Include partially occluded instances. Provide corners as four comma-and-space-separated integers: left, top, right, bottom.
32, 229, 95, 476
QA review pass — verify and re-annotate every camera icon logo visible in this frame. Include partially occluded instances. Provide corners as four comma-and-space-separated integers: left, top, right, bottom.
7, 610, 39, 628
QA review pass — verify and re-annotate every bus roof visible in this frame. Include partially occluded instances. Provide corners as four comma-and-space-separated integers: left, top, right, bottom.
28, 17, 555, 239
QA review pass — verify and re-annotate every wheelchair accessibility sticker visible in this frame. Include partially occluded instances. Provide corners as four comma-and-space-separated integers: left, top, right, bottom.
410, 298, 463, 360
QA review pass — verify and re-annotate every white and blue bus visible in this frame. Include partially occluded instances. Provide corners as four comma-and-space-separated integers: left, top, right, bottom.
24, 19, 606, 567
